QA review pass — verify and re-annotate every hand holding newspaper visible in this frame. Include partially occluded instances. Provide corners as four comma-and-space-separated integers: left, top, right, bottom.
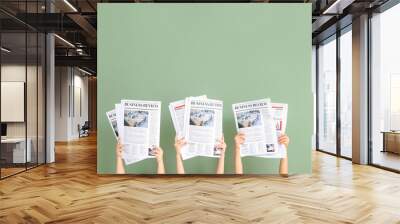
182, 97, 223, 159
232, 99, 283, 158
169, 96, 223, 160
169, 95, 208, 160
107, 97, 287, 164
115, 100, 161, 165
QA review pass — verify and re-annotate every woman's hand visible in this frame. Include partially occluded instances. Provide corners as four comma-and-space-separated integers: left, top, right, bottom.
115, 138, 126, 174
215, 135, 227, 174
278, 134, 290, 148
234, 133, 244, 174
278, 134, 290, 175
115, 139, 124, 159
234, 132, 245, 145
174, 136, 186, 174
154, 147, 165, 174
234, 133, 245, 152
154, 147, 164, 162
215, 136, 227, 156
174, 136, 187, 155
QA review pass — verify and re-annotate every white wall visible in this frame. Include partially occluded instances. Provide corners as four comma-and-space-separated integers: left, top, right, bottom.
1, 65, 43, 137
1, 65, 28, 139
71, 73, 89, 139
55, 67, 69, 141
54, 67, 89, 141
1, 64, 46, 163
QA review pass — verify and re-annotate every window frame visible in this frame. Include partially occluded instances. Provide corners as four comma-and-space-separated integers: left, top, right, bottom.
315, 24, 353, 161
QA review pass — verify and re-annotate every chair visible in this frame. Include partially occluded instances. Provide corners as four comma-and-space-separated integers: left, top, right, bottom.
79, 121, 90, 138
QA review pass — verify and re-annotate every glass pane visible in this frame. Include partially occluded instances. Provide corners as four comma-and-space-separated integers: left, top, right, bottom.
27, 31, 38, 169
340, 29, 352, 158
1, 31, 27, 177
38, 33, 46, 165
312, 46, 317, 150
371, 4, 400, 171
318, 37, 337, 154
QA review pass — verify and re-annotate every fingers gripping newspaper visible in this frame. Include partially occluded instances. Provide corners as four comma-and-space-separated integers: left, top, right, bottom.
119, 100, 161, 165
181, 98, 223, 160
232, 99, 283, 158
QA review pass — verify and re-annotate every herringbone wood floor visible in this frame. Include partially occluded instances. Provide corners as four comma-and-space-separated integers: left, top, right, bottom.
1, 134, 400, 224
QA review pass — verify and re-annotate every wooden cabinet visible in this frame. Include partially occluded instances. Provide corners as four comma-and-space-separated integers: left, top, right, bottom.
382, 132, 400, 154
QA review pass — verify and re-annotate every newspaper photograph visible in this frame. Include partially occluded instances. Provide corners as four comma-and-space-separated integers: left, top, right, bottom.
120, 100, 161, 165
232, 98, 279, 157
182, 97, 223, 159
106, 109, 119, 139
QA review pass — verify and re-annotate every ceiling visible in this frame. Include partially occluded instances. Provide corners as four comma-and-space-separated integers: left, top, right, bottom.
0, 0, 394, 75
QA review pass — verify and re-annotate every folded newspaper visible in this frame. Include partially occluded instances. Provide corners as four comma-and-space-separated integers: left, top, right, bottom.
169, 96, 223, 160
111, 100, 162, 165
232, 99, 286, 158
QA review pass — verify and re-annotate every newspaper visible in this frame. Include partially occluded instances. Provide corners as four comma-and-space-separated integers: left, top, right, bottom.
169, 95, 207, 160
106, 109, 119, 140
120, 100, 161, 165
259, 103, 288, 158
169, 100, 185, 137
115, 103, 144, 164
181, 97, 223, 159
232, 99, 279, 157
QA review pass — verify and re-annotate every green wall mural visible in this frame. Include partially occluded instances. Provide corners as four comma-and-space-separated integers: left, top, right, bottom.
97, 3, 312, 174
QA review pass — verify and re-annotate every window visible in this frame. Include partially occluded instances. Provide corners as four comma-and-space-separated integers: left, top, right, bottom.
0, 1, 47, 179
317, 36, 337, 154
371, 3, 400, 171
339, 28, 352, 158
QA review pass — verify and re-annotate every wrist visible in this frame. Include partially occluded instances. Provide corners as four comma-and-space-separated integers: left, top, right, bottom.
234, 147, 241, 155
